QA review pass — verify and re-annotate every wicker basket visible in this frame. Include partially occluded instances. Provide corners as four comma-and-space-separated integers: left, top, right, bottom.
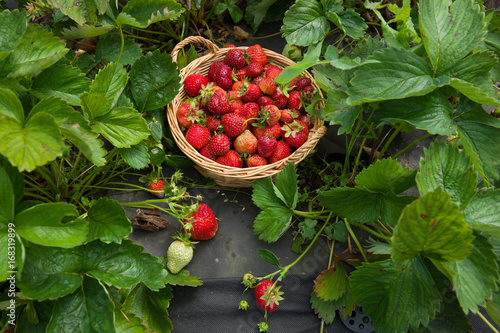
167, 36, 327, 188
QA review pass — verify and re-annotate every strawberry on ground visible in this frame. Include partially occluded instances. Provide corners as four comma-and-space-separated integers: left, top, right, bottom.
246, 154, 267, 167
184, 74, 208, 97
216, 150, 242, 167
268, 141, 291, 164
254, 279, 283, 312
185, 124, 210, 149
207, 133, 231, 156
183, 203, 218, 240
167, 238, 194, 274
148, 179, 165, 198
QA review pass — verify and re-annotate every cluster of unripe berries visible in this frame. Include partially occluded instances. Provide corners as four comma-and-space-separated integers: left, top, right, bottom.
176, 44, 316, 168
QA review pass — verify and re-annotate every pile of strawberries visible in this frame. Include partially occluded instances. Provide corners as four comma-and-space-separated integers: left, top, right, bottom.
175, 44, 316, 168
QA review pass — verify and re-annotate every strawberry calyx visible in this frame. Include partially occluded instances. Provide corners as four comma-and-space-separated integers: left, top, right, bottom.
281, 120, 306, 138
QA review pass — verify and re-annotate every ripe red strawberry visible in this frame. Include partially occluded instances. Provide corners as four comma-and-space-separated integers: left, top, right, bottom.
252, 75, 265, 87
222, 113, 248, 137
185, 124, 210, 149
176, 101, 202, 128
265, 65, 282, 80
184, 74, 208, 97
224, 48, 246, 69
293, 77, 312, 91
300, 115, 314, 129
200, 144, 217, 161
235, 102, 259, 124
216, 150, 242, 167
288, 76, 300, 90
264, 123, 282, 140
148, 179, 165, 198
214, 63, 234, 90
254, 279, 283, 312
239, 82, 261, 103
268, 141, 291, 164
279, 108, 299, 124
287, 90, 304, 111
207, 133, 231, 156
272, 87, 288, 109
260, 104, 281, 126
183, 203, 218, 240
224, 43, 236, 48
232, 81, 246, 92
208, 91, 231, 115
257, 96, 274, 107
257, 135, 277, 158
228, 93, 244, 113
234, 130, 258, 154
208, 61, 225, 82
301, 85, 315, 104
282, 120, 309, 148
205, 116, 222, 132
234, 68, 247, 81
246, 62, 264, 78
245, 44, 267, 66
246, 154, 267, 167
258, 77, 277, 95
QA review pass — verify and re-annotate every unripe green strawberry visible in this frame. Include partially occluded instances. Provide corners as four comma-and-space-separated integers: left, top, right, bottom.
167, 239, 194, 274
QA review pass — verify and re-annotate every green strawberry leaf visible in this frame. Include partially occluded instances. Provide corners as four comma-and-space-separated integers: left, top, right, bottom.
114, 309, 147, 333
274, 40, 325, 85
318, 187, 416, 226
0, 24, 68, 78
0, 9, 28, 62
443, 233, 499, 314
90, 62, 129, 111
310, 284, 356, 324
130, 50, 181, 112
244, 0, 281, 33
117, 142, 151, 170
85, 198, 132, 244
252, 177, 285, 210
0, 167, 14, 226
313, 259, 347, 301
416, 140, 477, 208
439, 50, 500, 106
419, 0, 487, 74
0, 111, 64, 172
46, 0, 107, 25
355, 158, 417, 194
0, 156, 23, 206
161, 267, 203, 287
455, 97, 500, 183
17, 243, 84, 301
281, 0, 330, 46
257, 249, 281, 268
391, 188, 474, 265
346, 47, 451, 105
121, 283, 174, 332
273, 162, 299, 209
463, 188, 500, 237
30, 97, 107, 167
85, 240, 167, 291
115, 0, 184, 28
46, 277, 115, 333
319, 88, 360, 135
31, 64, 91, 106
327, 8, 367, 40
89, 106, 150, 148
15, 202, 89, 248
60, 24, 114, 39
95, 31, 143, 66
387, 0, 421, 47
350, 257, 441, 333
0, 87, 24, 123
374, 91, 456, 136
253, 206, 293, 243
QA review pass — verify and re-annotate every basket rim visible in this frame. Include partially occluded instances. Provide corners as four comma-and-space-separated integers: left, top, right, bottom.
167, 36, 327, 183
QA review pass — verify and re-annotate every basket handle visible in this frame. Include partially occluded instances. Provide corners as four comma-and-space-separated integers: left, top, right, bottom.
171, 36, 220, 63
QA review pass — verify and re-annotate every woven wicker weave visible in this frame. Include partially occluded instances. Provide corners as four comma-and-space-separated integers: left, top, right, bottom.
167, 36, 327, 187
